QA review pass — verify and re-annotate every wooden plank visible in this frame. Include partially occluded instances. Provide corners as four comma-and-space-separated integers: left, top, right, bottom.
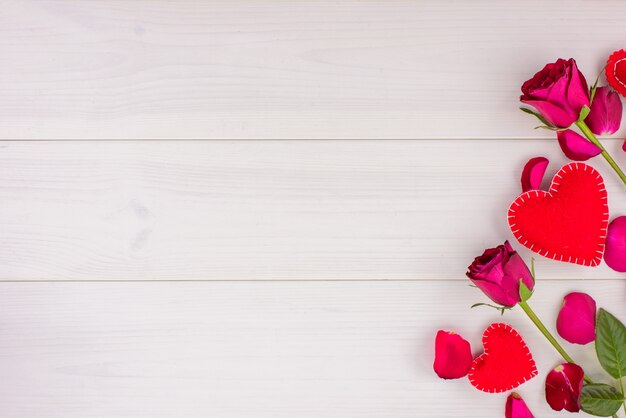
0, 280, 622, 417
1, 139, 625, 280
1, 1, 625, 139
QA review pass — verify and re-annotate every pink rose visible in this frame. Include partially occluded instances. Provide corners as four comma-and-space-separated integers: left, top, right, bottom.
545, 363, 584, 412
466, 241, 534, 307
556, 292, 596, 344
521, 58, 590, 128
586, 86, 622, 135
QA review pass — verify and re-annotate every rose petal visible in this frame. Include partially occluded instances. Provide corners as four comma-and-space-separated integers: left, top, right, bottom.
521, 99, 577, 128
433, 330, 473, 379
505, 393, 535, 418
605, 216, 626, 272
556, 292, 596, 344
556, 129, 602, 161
566, 59, 590, 111
521, 157, 549, 192
586, 86, 622, 135
545, 363, 584, 413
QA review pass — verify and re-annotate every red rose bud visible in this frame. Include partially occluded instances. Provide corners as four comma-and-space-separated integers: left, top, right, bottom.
586, 86, 622, 135
606, 49, 626, 97
556, 129, 602, 161
505, 393, 535, 418
605, 216, 626, 272
545, 363, 584, 413
466, 241, 534, 307
433, 330, 473, 379
521, 58, 590, 128
521, 157, 549, 192
556, 292, 596, 344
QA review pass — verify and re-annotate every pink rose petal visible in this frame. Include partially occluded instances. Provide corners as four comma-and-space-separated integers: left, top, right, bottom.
605, 216, 626, 272
556, 292, 596, 344
433, 330, 473, 379
586, 86, 622, 135
521, 157, 549, 192
505, 393, 535, 418
556, 129, 602, 161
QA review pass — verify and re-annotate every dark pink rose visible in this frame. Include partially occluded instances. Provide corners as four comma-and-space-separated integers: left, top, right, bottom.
466, 241, 534, 307
505, 393, 535, 418
556, 129, 602, 161
605, 216, 626, 272
521, 58, 590, 128
433, 330, 473, 379
586, 86, 622, 135
545, 363, 584, 412
556, 292, 596, 344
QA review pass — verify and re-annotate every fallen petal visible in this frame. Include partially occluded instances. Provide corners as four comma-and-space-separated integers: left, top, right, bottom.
557, 130, 602, 161
521, 157, 549, 192
505, 393, 535, 418
605, 216, 626, 272
433, 330, 473, 379
586, 86, 622, 135
545, 363, 584, 412
556, 292, 596, 344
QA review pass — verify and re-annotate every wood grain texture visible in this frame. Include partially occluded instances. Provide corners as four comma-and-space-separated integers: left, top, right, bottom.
1, 139, 625, 280
0, 280, 623, 418
1, 0, 626, 139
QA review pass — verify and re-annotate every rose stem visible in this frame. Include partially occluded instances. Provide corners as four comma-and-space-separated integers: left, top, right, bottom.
619, 378, 626, 415
518, 301, 593, 384
576, 120, 626, 187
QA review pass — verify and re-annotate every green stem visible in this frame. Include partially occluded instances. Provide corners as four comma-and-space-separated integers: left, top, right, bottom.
618, 378, 626, 416
518, 301, 593, 384
576, 120, 626, 187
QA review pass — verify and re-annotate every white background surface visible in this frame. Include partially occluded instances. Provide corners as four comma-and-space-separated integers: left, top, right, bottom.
0, 1, 625, 417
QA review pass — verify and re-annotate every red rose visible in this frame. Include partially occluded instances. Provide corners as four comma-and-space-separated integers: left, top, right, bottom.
521, 58, 590, 128
466, 241, 534, 307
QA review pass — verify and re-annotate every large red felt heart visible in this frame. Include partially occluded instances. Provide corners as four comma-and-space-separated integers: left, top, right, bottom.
468, 323, 537, 393
508, 162, 609, 266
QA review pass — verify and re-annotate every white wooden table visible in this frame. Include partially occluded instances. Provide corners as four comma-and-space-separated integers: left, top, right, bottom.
0, 2, 625, 417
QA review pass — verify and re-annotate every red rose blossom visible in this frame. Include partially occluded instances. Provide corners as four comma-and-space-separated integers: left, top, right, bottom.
521, 58, 590, 128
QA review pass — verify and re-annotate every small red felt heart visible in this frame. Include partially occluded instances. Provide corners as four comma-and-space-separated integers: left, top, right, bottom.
468, 323, 537, 393
508, 162, 608, 266
607, 49, 626, 97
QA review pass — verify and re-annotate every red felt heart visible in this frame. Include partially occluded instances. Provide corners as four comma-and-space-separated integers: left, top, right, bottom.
508, 162, 608, 266
468, 323, 537, 393
607, 49, 626, 97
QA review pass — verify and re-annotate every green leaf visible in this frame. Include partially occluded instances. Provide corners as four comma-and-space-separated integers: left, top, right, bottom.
580, 384, 624, 417
519, 280, 533, 303
578, 105, 591, 122
595, 308, 626, 379
520, 107, 554, 128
